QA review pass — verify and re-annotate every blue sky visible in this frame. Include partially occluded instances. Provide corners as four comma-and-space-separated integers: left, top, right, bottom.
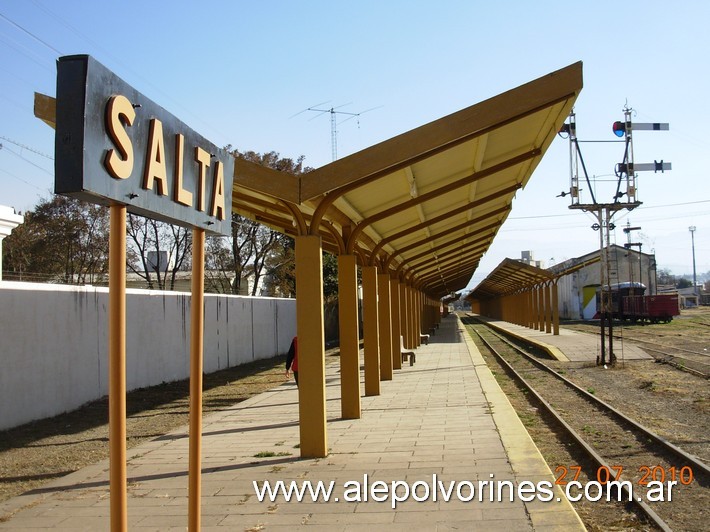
1, 1, 708, 289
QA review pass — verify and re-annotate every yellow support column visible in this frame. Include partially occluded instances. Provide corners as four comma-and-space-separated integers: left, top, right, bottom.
390, 277, 402, 371
552, 281, 560, 335
410, 286, 417, 348
404, 285, 417, 349
400, 283, 409, 349
411, 288, 418, 346
378, 272, 393, 381
509, 295, 514, 322
537, 286, 545, 331
362, 266, 380, 396
528, 290, 534, 329
295, 235, 327, 458
415, 290, 422, 346
544, 284, 552, 334
426, 298, 432, 330
422, 295, 431, 334
338, 254, 361, 418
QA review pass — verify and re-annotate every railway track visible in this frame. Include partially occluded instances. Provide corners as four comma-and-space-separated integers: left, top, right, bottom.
610, 331, 709, 378
565, 323, 710, 378
632, 343, 710, 378
464, 318, 709, 532
616, 328, 710, 356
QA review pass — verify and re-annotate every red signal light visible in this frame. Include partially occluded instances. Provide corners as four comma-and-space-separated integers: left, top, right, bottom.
612, 121, 626, 137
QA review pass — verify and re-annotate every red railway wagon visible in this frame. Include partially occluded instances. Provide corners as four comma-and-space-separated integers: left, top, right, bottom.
622, 294, 680, 323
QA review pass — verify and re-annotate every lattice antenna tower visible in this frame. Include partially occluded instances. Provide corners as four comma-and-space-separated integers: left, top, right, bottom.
296, 102, 381, 161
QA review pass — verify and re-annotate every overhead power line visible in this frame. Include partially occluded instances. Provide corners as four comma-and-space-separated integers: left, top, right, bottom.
1, 143, 53, 176
0, 11, 63, 55
0, 135, 54, 159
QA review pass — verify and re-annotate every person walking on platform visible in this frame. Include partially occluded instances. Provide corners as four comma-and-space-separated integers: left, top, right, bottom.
285, 336, 298, 386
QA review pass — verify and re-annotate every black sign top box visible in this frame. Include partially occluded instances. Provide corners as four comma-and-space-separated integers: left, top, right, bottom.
55, 55, 233, 236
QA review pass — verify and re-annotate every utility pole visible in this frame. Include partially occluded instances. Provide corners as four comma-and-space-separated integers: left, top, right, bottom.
560, 107, 670, 366
690, 226, 698, 298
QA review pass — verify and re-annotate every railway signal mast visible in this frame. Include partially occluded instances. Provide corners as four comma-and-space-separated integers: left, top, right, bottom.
560, 106, 670, 366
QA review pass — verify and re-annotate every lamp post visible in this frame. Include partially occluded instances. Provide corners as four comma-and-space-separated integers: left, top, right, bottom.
689, 226, 698, 298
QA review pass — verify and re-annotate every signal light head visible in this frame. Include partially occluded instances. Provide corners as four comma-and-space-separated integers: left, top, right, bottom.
612, 121, 626, 137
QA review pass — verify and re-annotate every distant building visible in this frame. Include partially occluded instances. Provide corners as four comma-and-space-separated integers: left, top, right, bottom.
548, 245, 658, 320
519, 250, 544, 268
674, 286, 702, 309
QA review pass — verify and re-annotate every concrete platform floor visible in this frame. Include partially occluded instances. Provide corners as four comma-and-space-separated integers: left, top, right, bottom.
0, 315, 584, 531
473, 315, 651, 363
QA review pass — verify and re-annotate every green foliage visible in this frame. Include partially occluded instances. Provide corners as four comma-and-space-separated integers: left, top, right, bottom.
676, 278, 693, 289
204, 150, 309, 296
322, 251, 339, 302
2, 196, 109, 284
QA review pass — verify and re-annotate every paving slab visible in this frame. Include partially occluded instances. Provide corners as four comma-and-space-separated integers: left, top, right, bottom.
1, 315, 585, 530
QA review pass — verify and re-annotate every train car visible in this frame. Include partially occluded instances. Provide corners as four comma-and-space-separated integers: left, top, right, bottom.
598, 282, 646, 317
622, 293, 680, 323
596, 283, 680, 323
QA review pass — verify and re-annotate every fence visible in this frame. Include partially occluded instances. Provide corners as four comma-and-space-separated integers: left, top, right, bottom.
0, 282, 296, 431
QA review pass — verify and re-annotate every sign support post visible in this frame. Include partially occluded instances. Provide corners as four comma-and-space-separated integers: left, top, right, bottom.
108, 203, 128, 532
48, 55, 233, 530
188, 228, 205, 531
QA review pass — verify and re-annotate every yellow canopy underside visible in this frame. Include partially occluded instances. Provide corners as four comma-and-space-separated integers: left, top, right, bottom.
234, 62, 583, 299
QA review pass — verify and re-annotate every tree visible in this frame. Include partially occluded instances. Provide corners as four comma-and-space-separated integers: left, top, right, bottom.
236, 149, 311, 176
204, 150, 311, 296
677, 278, 693, 289
249, 222, 282, 295
126, 215, 191, 290
322, 251, 339, 302
2, 196, 109, 284
205, 216, 253, 294
261, 234, 296, 297
657, 268, 676, 286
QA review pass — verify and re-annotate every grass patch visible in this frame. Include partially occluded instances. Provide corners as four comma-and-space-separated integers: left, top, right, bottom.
253, 451, 292, 458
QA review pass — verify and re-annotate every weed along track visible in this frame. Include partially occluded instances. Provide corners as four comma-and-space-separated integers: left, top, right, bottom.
462, 316, 709, 531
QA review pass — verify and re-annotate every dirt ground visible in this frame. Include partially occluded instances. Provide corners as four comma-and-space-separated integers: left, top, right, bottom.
0, 354, 299, 505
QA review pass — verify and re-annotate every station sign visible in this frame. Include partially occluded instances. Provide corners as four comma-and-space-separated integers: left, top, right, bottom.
55, 55, 233, 235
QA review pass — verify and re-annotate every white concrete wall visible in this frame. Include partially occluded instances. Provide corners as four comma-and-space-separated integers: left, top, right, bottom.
556, 273, 581, 320
0, 282, 296, 431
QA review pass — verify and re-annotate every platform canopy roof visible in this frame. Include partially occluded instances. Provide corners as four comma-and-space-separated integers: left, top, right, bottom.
467, 258, 554, 301
234, 62, 583, 299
